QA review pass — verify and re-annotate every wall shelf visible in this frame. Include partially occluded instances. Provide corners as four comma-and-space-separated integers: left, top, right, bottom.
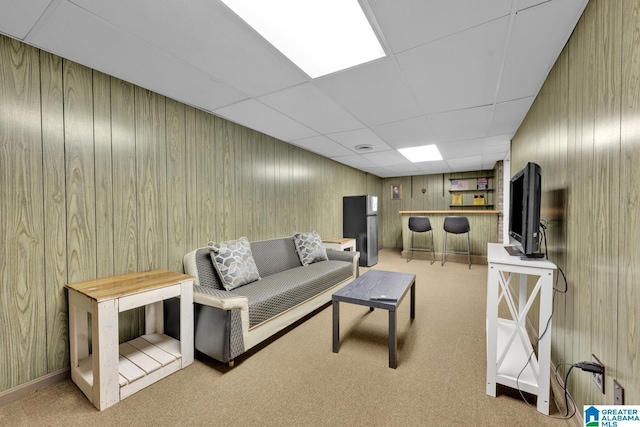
449, 189, 495, 193
449, 204, 494, 208
449, 175, 495, 209
448, 174, 493, 180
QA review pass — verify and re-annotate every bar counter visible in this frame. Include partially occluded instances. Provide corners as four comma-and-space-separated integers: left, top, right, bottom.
399, 210, 500, 264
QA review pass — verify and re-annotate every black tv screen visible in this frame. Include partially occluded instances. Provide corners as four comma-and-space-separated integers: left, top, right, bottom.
508, 162, 542, 257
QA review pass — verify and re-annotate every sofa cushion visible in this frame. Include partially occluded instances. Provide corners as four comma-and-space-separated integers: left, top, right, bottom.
293, 231, 328, 266
231, 260, 353, 327
209, 237, 261, 291
250, 237, 302, 277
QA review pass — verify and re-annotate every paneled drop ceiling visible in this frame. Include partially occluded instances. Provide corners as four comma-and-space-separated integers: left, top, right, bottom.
0, 0, 587, 177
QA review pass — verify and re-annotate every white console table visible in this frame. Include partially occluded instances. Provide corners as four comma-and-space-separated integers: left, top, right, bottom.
485, 243, 556, 415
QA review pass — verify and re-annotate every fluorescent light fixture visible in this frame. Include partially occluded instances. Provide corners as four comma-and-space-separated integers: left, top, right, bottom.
221, 0, 386, 78
398, 145, 443, 162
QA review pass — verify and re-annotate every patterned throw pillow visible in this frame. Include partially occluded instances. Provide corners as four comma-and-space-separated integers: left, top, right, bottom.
209, 237, 261, 291
293, 231, 328, 266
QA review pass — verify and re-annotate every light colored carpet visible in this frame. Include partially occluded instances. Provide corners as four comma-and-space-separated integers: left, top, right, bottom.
0, 249, 574, 426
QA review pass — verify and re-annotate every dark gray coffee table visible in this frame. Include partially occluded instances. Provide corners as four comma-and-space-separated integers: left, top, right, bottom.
332, 270, 416, 368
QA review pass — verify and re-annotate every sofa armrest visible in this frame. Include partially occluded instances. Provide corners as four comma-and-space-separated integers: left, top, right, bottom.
193, 285, 248, 311
326, 249, 360, 278
326, 249, 358, 262
192, 285, 249, 363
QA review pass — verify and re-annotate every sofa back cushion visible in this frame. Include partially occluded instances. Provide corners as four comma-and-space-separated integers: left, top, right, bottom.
251, 237, 302, 277
189, 237, 304, 289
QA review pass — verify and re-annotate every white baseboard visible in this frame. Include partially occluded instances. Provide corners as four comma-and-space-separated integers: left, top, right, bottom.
0, 368, 70, 407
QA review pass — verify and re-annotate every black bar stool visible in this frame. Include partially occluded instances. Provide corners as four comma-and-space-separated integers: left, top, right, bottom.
442, 216, 471, 269
407, 216, 435, 264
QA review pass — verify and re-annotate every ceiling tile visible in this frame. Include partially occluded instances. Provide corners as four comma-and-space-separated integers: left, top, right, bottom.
28, 1, 247, 111
358, 167, 397, 178
447, 156, 484, 171
483, 152, 508, 166
397, 16, 509, 114
362, 150, 409, 167
484, 143, 510, 155
383, 163, 421, 176
435, 137, 509, 170
291, 135, 353, 158
0, 0, 586, 177
369, 0, 512, 53
371, 116, 436, 149
215, 99, 317, 141
70, 0, 308, 97
497, 0, 587, 102
428, 105, 493, 141
485, 135, 512, 147
0, 0, 51, 40
518, 0, 550, 11
328, 128, 391, 153
330, 155, 377, 169
413, 160, 452, 175
315, 57, 422, 126
437, 139, 487, 158
258, 83, 363, 134
489, 96, 535, 136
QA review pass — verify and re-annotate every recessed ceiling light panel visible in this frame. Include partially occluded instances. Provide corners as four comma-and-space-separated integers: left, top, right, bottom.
220, 0, 386, 78
398, 145, 443, 162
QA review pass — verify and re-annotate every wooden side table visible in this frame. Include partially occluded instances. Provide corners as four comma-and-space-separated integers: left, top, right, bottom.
66, 269, 194, 411
322, 237, 356, 252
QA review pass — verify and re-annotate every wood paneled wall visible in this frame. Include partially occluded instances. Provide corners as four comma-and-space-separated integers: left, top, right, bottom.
0, 35, 383, 392
512, 0, 639, 408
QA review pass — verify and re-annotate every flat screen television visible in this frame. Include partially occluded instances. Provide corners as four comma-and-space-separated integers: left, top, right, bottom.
508, 162, 543, 258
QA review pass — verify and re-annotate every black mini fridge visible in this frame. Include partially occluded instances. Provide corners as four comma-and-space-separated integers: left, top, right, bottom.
343, 195, 378, 267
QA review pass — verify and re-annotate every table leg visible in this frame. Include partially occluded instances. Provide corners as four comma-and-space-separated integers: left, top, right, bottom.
68, 290, 89, 367
486, 265, 499, 397
389, 310, 397, 369
332, 300, 339, 353
180, 281, 194, 367
92, 298, 120, 410
68, 290, 90, 399
536, 271, 554, 415
410, 282, 416, 319
145, 301, 163, 335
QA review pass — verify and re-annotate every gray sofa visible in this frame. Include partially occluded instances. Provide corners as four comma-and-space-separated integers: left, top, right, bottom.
166, 236, 359, 366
